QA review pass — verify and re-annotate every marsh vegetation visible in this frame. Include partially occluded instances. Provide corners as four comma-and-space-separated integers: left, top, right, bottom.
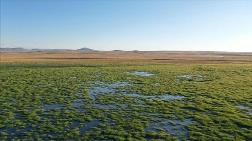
0, 61, 251, 140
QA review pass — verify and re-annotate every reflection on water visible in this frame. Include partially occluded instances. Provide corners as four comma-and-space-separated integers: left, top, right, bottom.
177, 74, 204, 81
43, 104, 64, 111
145, 118, 193, 141
128, 71, 154, 77
236, 105, 252, 115
126, 93, 185, 101
88, 81, 130, 101
80, 119, 101, 136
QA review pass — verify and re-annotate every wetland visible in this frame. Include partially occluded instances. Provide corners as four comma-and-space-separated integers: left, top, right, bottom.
0, 61, 251, 140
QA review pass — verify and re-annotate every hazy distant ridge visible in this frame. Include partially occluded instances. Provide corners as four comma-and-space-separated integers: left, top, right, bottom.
77, 47, 97, 52
1, 47, 251, 55
0, 47, 96, 52
0, 47, 29, 52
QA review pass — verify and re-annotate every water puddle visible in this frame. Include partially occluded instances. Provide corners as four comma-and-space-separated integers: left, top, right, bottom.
93, 103, 118, 110
80, 119, 101, 136
93, 103, 128, 110
0, 124, 32, 140
177, 74, 205, 81
158, 95, 185, 100
72, 99, 83, 108
88, 81, 185, 102
236, 105, 252, 115
126, 93, 185, 101
75, 92, 83, 98
68, 119, 101, 136
69, 120, 81, 129
88, 81, 130, 101
76, 81, 85, 98
128, 71, 154, 77
88, 81, 185, 113
141, 112, 164, 117
72, 99, 84, 112
145, 118, 193, 140
43, 104, 64, 111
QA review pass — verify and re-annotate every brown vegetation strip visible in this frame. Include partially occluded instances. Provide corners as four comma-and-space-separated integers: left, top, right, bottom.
1, 51, 251, 64
152, 58, 252, 62
33, 57, 112, 60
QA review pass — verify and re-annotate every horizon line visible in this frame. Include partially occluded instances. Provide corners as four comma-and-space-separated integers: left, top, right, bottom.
1, 47, 252, 53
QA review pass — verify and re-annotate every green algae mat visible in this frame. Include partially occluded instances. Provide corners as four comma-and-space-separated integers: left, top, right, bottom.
0, 62, 251, 140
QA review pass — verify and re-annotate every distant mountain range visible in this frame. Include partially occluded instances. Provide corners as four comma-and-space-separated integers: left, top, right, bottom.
0, 47, 96, 52
1, 47, 251, 55
0, 47, 30, 52
77, 47, 97, 52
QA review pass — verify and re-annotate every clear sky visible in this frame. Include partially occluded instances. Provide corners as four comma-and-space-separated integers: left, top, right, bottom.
1, 0, 252, 52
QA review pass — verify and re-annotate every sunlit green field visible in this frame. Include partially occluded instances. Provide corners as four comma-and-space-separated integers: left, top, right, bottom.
0, 61, 251, 140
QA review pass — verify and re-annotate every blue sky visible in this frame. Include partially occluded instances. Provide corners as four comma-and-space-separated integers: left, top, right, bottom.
1, 0, 252, 51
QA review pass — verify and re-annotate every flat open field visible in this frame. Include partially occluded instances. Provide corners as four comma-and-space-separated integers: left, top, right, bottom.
0, 52, 252, 140
1, 51, 252, 64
